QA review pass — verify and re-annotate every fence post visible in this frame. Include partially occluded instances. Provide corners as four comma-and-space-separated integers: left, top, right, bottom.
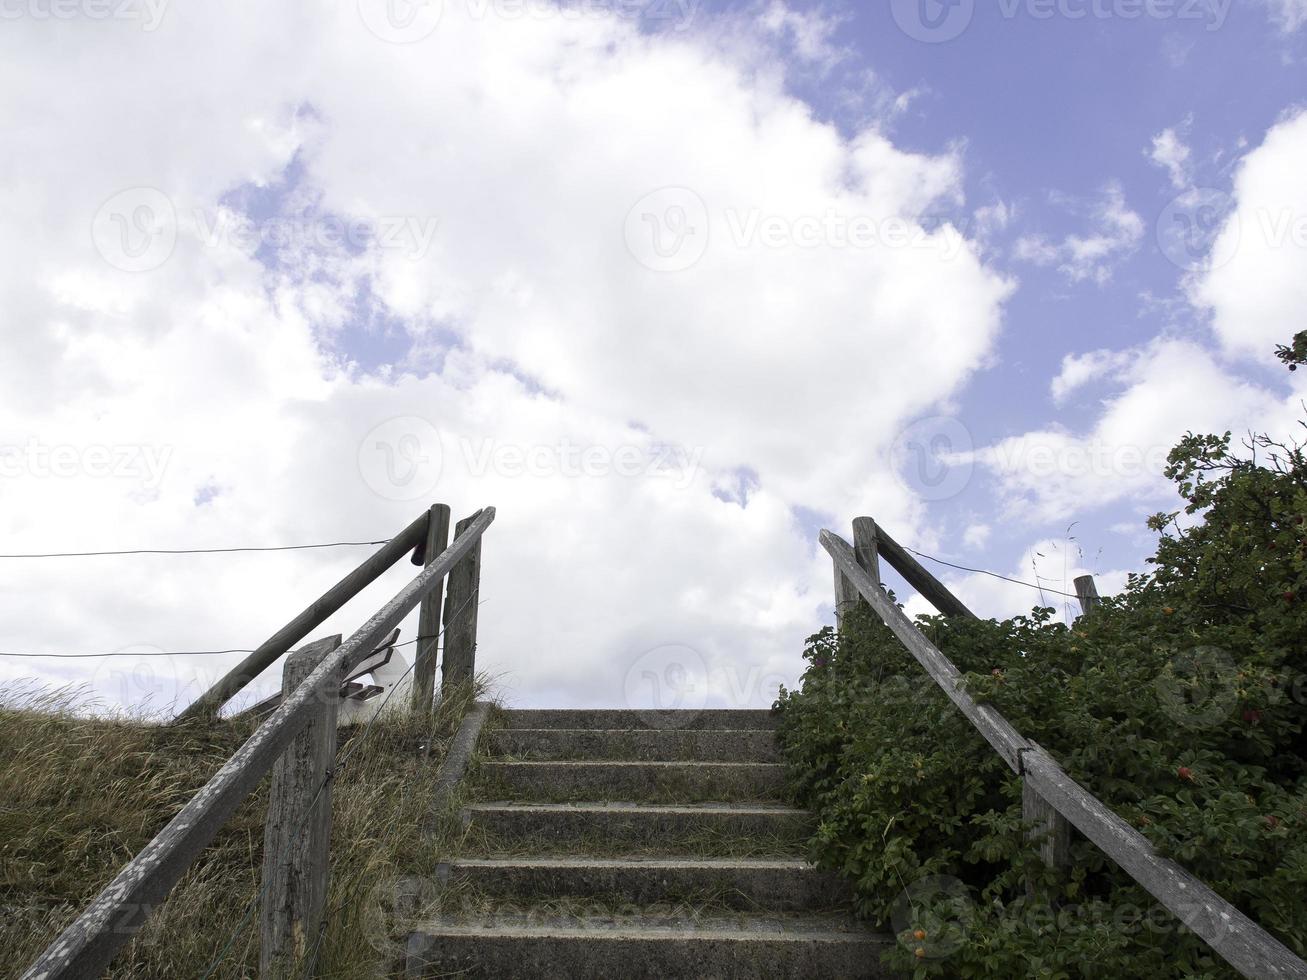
260, 635, 342, 978
852, 517, 881, 588
1022, 763, 1071, 897
441, 511, 483, 692
836, 517, 883, 630
1074, 575, 1100, 617
411, 503, 451, 714
833, 563, 860, 633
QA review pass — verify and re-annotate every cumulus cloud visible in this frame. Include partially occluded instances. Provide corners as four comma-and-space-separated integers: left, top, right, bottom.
973, 339, 1299, 521
1014, 183, 1144, 285
0, 2, 1010, 712
1193, 109, 1307, 362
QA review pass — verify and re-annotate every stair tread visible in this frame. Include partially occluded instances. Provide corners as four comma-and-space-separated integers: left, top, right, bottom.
411, 911, 879, 940
496, 727, 778, 734
489, 727, 781, 762
499, 709, 778, 732
483, 760, 783, 769
448, 856, 819, 870
467, 801, 803, 814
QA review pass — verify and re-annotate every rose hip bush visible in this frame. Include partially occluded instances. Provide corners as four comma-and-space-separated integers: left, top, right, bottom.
775, 339, 1307, 978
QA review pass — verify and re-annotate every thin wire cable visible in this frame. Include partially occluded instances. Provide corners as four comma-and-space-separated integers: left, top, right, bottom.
0, 648, 257, 659
902, 546, 1083, 601
197, 593, 482, 980
0, 638, 430, 660
5, 550, 1084, 661
0, 539, 390, 559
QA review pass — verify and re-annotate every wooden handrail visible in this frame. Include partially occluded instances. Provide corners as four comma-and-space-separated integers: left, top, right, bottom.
23, 506, 496, 980
822, 527, 1307, 980
175, 509, 434, 722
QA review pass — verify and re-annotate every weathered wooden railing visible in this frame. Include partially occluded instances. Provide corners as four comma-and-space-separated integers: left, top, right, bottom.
824, 516, 1307, 980
22, 505, 495, 980
175, 503, 460, 722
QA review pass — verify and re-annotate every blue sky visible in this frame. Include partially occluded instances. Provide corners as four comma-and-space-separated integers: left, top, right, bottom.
1, 0, 1306, 711
773, 0, 1307, 603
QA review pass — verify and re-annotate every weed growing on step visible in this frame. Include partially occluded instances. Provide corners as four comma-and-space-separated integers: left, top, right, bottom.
776, 339, 1307, 977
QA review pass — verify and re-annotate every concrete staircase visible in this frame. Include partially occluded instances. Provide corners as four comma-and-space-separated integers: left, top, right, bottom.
405, 708, 894, 978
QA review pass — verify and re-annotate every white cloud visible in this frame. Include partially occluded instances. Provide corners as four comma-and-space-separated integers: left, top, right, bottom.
1193, 108, 1307, 362
971, 200, 1015, 251
756, 0, 849, 72
1014, 183, 1144, 285
1262, 0, 1307, 32
1050, 348, 1138, 404
973, 339, 1300, 521
973, 113, 1307, 533
1148, 126, 1193, 191
0, 3, 1010, 713
962, 523, 991, 549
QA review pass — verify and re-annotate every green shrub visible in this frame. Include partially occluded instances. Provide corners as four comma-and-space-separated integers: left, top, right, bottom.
776, 337, 1307, 978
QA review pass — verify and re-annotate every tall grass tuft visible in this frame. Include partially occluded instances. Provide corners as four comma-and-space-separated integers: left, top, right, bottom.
1, 676, 489, 978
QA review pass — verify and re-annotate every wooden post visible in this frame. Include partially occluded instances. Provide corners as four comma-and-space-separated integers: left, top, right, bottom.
836, 517, 883, 630
1074, 575, 1100, 617
1022, 776, 1071, 896
260, 636, 342, 978
441, 511, 483, 692
411, 504, 451, 714
833, 560, 861, 632
852, 517, 881, 588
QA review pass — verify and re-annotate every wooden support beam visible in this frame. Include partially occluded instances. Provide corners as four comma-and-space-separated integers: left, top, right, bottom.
260, 636, 341, 978
176, 510, 431, 722
1022, 773, 1071, 897
411, 504, 451, 714
1022, 745, 1307, 979
1074, 575, 1100, 617
823, 530, 1025, 769
832, 560, 861, 632
441, 511, 484, 692
873, 524, 977, 620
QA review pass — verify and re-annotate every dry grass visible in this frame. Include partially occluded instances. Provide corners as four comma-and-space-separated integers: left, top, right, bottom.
0, 677, 490, 978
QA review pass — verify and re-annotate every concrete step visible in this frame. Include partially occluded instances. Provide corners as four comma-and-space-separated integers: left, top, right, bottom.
499, 708, 777, 732
480, 760, 786, 803
405, 912, 895, 979
463, 802, 810, 854
489, 727, 780, 762
436, 857, 850, 913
